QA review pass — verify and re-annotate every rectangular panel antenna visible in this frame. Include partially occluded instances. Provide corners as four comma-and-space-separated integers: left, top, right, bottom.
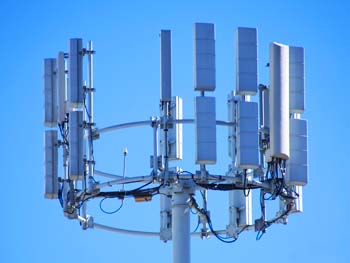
44, 130, 58, 199
44, 58, 58, 127
160, 30, 172, 101
286, 118, 308, 185
57, 52, 67, 123
236, 27, 258, 95
69, 110, 84, 180
292, 186, 303, 213
229, 190, 252, 227
195, 96, 216, 164
289, 46, 305, 113
68, 38, 84, 109
236, 101, 259, 168
194, 23, 216, 91
269, 42, 290, 160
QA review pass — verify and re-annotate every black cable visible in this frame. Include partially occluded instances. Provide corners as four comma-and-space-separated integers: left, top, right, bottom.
243, 169, 251, 197
83, 92, 92, 120
256, 230, 265, 240
58, 123, 69, 147
256, 207, 292, 241
96, 181, 160, 200
206, 213, 238, 243
266, 207, 291, 226
190, 196, 240, 244
58, 183, 64, 208
180, 171, 194, 175
195, 182, 260, 191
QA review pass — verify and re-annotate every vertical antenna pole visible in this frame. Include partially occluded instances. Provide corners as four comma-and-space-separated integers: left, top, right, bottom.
172, 188, 190, 263
152, 119, 159, 174
87, 40, 95, 192
88, 41, 94, 124
160, 30, 171, 184
258, 85, 266, 170
162, 103, 170, 183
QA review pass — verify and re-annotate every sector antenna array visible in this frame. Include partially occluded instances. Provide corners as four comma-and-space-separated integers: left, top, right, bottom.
43, 23, 308, 263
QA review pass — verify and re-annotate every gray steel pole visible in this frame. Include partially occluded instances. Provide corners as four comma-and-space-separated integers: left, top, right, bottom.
172, 188, 190, 263
87, 40, 95, 193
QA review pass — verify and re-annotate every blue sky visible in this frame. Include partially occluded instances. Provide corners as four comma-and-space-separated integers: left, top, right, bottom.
1, 0, 349, 262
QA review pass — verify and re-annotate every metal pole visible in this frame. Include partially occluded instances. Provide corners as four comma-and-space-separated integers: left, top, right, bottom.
162, 102, 170, 184
87, 40, 95, 193
258, 85, 266, 170
153, 119, 159, 175
172, 188, 190, 263
88, 41, 94, 124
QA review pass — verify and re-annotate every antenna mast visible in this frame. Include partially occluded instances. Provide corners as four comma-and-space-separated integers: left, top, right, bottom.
43, 23, 308, 263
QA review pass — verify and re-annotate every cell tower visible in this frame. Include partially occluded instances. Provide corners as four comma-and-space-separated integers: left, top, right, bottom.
43, 23, 307, 263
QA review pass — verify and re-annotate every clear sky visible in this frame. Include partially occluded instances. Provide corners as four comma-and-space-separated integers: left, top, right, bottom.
1, 0, 349, 262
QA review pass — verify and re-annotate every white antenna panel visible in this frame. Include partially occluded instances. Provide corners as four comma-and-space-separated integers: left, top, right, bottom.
289, 46, 305, 113
44, 58, 58, 127
291, 186, 303, 213
68, 38, 83, 109
194, 23, 216, 91
286, 118, 308, 185
69, 110, 84, 180
236, 101, 259, 168
160, 30, 172, 101
44, 130, 58, 199
168, 96, 183, 160
235, 27, 258, 95
269, 42, 290, 160
195, 96, 216, 164
57, 52, 67, 123
229, 189, 252, 227
227, 92, 237, 161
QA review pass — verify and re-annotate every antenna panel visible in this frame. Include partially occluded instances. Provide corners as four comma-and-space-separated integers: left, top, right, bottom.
44, 58, 58, 127
44, 130, 58, 199
194, 23, 216, 91
286, 118, 308, 185
68, 38, 83, 109
236, 101, 259, 168
69, 110, 84, 180
269, 42, 290, 160
195, 96, 216, 164
229, 189, 252, 227
235, 27, 258, 95
160, 30, 172, 101
57, 52, 67, 123
289, 46, 305, 113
